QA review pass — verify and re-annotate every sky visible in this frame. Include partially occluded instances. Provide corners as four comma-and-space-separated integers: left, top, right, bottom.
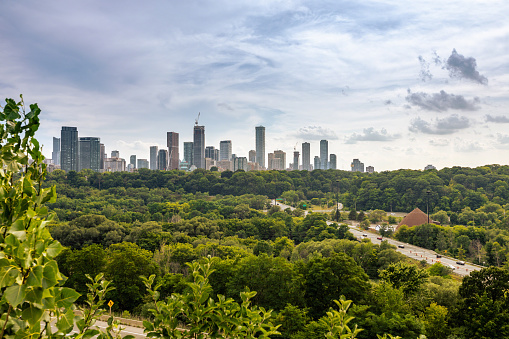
1, 0, 509, 171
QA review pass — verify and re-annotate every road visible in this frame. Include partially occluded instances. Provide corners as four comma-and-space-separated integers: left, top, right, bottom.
271, 200, 482, 276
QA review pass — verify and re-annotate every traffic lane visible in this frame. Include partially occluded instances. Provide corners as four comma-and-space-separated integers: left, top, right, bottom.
334, 222, 481, 276
63, 319, 146, 339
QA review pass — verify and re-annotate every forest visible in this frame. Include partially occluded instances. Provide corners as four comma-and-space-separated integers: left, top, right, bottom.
3, 97, 509, 339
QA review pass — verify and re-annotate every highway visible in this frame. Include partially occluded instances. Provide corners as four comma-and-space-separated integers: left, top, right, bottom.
271, 201, 482, 276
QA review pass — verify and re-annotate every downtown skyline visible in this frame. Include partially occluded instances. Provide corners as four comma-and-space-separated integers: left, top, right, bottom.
1, 1, 509, 171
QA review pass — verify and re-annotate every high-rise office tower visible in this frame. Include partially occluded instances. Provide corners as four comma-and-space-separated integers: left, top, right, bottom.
273, 150, 286, 170
52, 137, 60, 166
314, 156, 320, 170
100, 143, 105, 170
302, 142, 310, 171
158, 149, 168, 170
167, 132, 179, 170
60, 126, 79, 172
130, 155, 136, 169
111, 150, 120, 158
248, 150, 256, 163
329, 154, 337, 170
79, 137, 101, 172
214, 149, 219, 161
293, 151, 299, 170
150, 146, 158, 170
184, 142, 194, 167
220, 140, 232, 161
137, 159, 149, 169
320, 140, 328, 170
205, 146, 216, 160
255, 126, 265, 168
193, 125, 205, 169
351, 159, 364, 172
234, 157, 248, 171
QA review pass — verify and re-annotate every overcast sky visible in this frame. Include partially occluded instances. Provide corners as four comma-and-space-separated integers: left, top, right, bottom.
1, 0, 509, 171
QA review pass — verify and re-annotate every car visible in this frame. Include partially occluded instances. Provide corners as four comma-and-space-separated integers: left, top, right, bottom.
436, 254, 442, 258
362, 234, 368, 237
398, 245, 405, 248
377, 237, 383, 240
456, 261, 465, 265
448, 264, 456, 270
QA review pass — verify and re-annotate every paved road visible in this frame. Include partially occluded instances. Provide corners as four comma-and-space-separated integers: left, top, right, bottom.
271, 200, 482, 276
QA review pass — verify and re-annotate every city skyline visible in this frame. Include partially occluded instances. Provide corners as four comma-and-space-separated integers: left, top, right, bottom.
1, 1, 509, 171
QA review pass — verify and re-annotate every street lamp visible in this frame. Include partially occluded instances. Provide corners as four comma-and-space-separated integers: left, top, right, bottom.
426, 190, 431, 224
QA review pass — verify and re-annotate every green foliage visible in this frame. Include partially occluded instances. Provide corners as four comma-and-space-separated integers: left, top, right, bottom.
319, 296, 362, 339
379, 262, 429, 296
142, 257, 280, 338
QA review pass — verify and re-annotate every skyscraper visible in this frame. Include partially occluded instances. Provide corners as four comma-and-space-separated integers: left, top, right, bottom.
130, 155, 136, 169
329, 154, 337, 170
351, 159, 364, 172
52, 137, 60, 166
314, 156, 320, 170
234, 157, 248, 171
248, 150, 256, 163
100, 143, 105, 170
320, 140, 328, 170
150, 146, 158, 170
60, 126, 78, 172
184, 142, 194, 167
111, 150, 120, 158
255, 126, 265, 169
79, 137, 101, 172
137, 159, 149, 169
302, 142, 310, 171
158, 149, 168, 170
293, 151, 299, 170
220, 140, 232, 161
273, 150, 286, 170
193, 125, 205, 169
167, 132, 179, 170
205, 146, 216, 160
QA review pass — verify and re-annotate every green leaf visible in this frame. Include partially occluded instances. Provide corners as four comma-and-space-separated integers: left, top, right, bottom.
56, 308, 75, 333
8, 219, 27, 241
22, 305, 44, 326
5, 283, 27, 307
27, 265, 43, 287
0, 262, 20, 288
56, 287, 81, 308
25, 286, 44, 304
46, 240, 63, 258
42, 260, 59, 289
22, 176, 33, 197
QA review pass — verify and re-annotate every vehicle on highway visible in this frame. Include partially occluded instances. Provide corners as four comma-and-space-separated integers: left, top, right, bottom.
377, 237, 383, 240
449, 264, 456, 270
362, 234, 368, 237
456, 261, 465, 265
398, 245, 405, 248
436, 254, 442, 258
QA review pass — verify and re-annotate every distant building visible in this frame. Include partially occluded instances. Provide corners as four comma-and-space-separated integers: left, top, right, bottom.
157, 149, 168, 170
248, 150, 256, 163
351, 159, 364, 172
274, 150, 286, 170
302, 142, 311, 171
425, 164, 436, 170
184, 142, 194, 168
220, 140, 233, 161
104, 157, 126, 172
100, 143, 105, 170
149, 146, 158, 170
205, 157, 215, 170
234, 157, 248, 171
127, 163, 135, 172
130, 155, 136, 169
61, 126, 79, 172
255, 126, 265, 169
217, 160, 233, 171
167, 132, 179, 170
314, 156, 320, 170
79, 137, 101, 172
366, 166, 374, 173
293, 151, 299, 170
320, 140, 328, 170
193, 125, 205, 169
205, 146, 218, 161
329, 154, 337, 170
111, 150, 120, 158
52, 137, 60, 166
179, 160, 190, 171
137, 159, 149, 169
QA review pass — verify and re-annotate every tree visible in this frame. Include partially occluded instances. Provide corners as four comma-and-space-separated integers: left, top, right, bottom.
379, 262, 429, 296
142, 257, 280, 338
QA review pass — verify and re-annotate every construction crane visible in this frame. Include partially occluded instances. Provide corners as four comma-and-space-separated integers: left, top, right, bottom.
195, 112, 200, 126
294, 142, 298, 151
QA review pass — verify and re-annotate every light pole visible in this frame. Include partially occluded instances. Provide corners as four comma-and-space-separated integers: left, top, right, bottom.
426, 190, 431, 224
335, 180, 340, 222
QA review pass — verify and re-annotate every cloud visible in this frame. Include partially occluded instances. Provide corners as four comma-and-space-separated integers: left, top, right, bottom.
485, 114, 509, 123
454, 140, 483, 152
295, 126, 339, 140
384, 100, 393, 105
418, 55, 432, 82
429, 139, 449, 146
405, 90, 480, 112
445, 49, 488, 84
345, 127, 401, 144
217, 102, 234, 111
409, 115, 470, 135
496, 134, 509, 144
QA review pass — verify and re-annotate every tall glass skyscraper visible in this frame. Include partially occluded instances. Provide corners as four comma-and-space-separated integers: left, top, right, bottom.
302, 142, 310, 171
52, 137, 60, 166
255, 126, 265, 169
320, 140, 328, 170
193, 125, 205, 169
60, 126, 78, 172
167, 132, 179, 170
150, 146, 158, 170
79, 137, 101, 172
329, 154, 337, 170
184, 142, 194, 167
220, 140, 232, 161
